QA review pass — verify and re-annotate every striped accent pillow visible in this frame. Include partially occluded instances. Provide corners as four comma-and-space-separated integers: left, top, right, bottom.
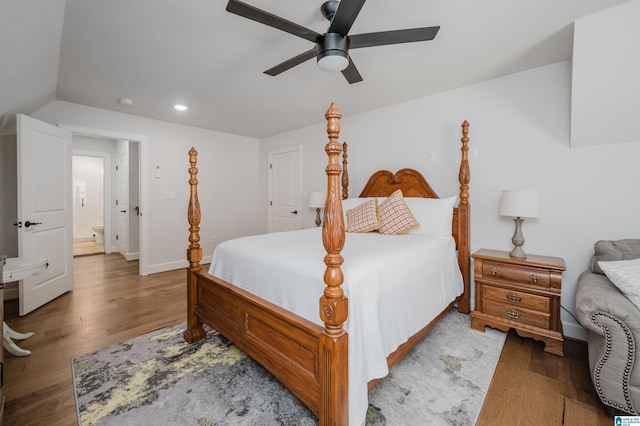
379, 190, 420, 235
346, 199, 381, 233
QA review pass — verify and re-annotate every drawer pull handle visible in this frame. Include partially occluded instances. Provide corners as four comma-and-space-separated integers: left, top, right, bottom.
506, 294, 521, 303
506, 309, 521, 319
530, 274, 539, 283
491, 267, 498, 276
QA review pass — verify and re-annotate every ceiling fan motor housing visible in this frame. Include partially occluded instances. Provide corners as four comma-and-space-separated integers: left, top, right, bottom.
316, 32, 349, 64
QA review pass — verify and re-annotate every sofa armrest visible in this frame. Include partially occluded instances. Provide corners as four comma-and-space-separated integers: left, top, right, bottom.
576, 271, 640, 414
576, 271, 640, 334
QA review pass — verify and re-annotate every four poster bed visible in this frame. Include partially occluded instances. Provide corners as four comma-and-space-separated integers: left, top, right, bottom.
184, 103, 471, 425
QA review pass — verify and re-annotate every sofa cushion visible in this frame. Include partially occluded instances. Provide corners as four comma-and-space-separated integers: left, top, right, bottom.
590, 239, 640, 275
598, 258, 640, 310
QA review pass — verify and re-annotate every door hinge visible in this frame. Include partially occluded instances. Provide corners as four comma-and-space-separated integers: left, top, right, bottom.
116, 235, 119, 240
269, 163, 272, 169
116, 200, 119, 205
269, 200, 272, 206
116, 165, 119, 171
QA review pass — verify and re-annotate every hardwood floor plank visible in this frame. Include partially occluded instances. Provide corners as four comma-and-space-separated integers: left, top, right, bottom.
517, 370, 564, 424
476, 332, 531, 425
528, 340, 560, 380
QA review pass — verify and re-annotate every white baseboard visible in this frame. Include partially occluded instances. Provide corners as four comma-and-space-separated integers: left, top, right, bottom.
147, 255, 212, 275
124, 252, 139, 261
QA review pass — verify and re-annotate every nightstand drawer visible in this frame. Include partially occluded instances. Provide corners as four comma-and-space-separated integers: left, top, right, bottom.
482, 286, 550, 312
483, 299, 550, 329
482, 261, 550, 288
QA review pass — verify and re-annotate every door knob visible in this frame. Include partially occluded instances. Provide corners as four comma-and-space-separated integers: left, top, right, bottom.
24, 221, 42, 228
289, 210, 298, 215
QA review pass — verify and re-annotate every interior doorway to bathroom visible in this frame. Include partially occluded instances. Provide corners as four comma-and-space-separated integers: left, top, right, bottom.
72, 154, 105, 256
70, 135, 141, 263
64, 125, 149, 276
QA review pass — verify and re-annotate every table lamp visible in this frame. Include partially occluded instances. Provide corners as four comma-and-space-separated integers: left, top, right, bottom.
499, 189, 540, 258
308, 192, 325, 227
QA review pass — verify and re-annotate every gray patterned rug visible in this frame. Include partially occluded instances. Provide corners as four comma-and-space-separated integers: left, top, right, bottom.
72, 310, 506, 425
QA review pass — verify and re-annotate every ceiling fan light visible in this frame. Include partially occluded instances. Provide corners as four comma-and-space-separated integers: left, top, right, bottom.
317, 52, 349, 72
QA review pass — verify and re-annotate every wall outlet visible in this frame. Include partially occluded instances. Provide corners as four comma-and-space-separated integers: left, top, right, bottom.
469, 146, 478, 159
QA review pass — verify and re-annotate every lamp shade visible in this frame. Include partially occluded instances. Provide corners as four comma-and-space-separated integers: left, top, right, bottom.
498, 190, 540, 218
309, 192, 325, 209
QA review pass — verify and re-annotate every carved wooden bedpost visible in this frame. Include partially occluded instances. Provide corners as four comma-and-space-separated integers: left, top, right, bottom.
184, 147, 206, 343
341, 142, 349, 200
457, 121, 471, 314
319, 103, 349, 425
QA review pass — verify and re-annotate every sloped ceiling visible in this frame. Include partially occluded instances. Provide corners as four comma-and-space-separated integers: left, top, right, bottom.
0, 0, 631, 138
0, 0, 66, 135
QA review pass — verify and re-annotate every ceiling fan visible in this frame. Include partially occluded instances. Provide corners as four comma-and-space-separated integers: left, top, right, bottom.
226, 0, 440, 84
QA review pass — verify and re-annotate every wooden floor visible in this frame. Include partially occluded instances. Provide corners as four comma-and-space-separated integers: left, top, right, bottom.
72, 240, 104, 257
3, 254, 185, 426
2, 254, 613, 425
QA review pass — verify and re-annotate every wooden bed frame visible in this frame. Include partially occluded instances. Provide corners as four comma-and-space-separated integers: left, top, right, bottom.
184, 103, 471, 425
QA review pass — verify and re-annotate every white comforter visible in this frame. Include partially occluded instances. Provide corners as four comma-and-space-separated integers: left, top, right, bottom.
208, 227, 463, 425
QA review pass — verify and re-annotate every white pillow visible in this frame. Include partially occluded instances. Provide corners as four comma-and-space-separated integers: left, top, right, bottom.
404, 196, 457, 236
598, 258, 640, 310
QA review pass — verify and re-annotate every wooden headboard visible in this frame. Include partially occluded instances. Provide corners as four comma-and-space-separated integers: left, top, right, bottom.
351, 121, 471, 314
358, 168, 438, 198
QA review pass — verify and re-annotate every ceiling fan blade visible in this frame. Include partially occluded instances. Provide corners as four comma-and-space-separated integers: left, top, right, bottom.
264, 48, 317, 76
328, 0, 367, 36
226, 0, 320, 43
341, 57, 363, 84
349, 26, 440, 49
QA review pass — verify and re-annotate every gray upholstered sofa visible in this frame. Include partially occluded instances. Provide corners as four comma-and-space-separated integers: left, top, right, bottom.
576, 239, 640, 415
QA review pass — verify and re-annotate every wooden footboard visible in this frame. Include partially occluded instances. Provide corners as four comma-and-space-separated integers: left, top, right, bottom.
190, 269, 325, 413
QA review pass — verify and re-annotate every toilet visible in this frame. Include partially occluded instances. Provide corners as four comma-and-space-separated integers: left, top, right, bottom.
92, 225, 104, 244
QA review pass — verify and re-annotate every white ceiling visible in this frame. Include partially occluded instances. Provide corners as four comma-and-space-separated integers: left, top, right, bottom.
0, 0, 631, 138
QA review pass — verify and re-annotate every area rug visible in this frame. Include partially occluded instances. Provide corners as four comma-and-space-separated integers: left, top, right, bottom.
72, 310, 506, 425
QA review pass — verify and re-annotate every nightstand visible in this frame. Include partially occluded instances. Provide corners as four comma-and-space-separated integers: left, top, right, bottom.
471, 249, 566, 356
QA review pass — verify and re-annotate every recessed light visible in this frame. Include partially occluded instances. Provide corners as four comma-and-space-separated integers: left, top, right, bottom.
119, 97, 133, 106
174, 104, 188, 111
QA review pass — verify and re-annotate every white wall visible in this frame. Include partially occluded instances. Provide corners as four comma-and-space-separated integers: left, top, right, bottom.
571, 0, 640, 148
32, 101, 262, 273
261, 60, 640, 340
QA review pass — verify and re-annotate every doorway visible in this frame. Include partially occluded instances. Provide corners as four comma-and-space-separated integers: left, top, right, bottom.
72, 154, 105, 256
63, 125, 149, 276
267, 146, 303, 232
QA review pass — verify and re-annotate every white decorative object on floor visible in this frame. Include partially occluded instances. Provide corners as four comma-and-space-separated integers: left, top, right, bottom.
1, 256, 48, 356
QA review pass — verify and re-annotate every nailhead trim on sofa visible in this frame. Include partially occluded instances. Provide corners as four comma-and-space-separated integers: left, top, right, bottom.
590, 311, 636, 414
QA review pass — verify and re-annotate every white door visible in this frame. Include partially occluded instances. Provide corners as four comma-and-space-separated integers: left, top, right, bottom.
17, 114, 73, 315
268, 147, 302, 232
115, 149, 128, 257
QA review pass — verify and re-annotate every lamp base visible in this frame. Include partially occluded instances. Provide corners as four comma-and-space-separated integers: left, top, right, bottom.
509, 245, 527, 258
509, 217, 527, 258
315, 208, 321, 227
